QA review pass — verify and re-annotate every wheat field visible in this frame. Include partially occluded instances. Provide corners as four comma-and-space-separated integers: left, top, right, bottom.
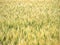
0, 0, 60, 45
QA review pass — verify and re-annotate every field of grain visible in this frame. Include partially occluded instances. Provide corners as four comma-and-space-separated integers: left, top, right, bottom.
0, 0, 60, 45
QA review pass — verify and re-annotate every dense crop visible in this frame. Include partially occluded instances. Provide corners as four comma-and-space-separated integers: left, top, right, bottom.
0, 0, 60, 45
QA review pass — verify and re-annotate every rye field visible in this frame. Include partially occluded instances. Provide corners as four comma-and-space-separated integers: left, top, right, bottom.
0, 0, 60, 45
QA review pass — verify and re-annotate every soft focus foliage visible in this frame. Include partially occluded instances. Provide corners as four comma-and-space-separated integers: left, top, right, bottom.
0, 0, 60, 45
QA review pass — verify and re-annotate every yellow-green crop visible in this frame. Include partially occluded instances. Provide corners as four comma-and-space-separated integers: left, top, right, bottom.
0, 0, 60, 45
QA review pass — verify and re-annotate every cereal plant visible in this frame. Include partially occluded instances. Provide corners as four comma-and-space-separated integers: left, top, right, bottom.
0, 0, 60, 45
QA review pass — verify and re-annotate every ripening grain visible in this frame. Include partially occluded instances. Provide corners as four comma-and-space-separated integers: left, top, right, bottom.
0, 0, 60, 45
